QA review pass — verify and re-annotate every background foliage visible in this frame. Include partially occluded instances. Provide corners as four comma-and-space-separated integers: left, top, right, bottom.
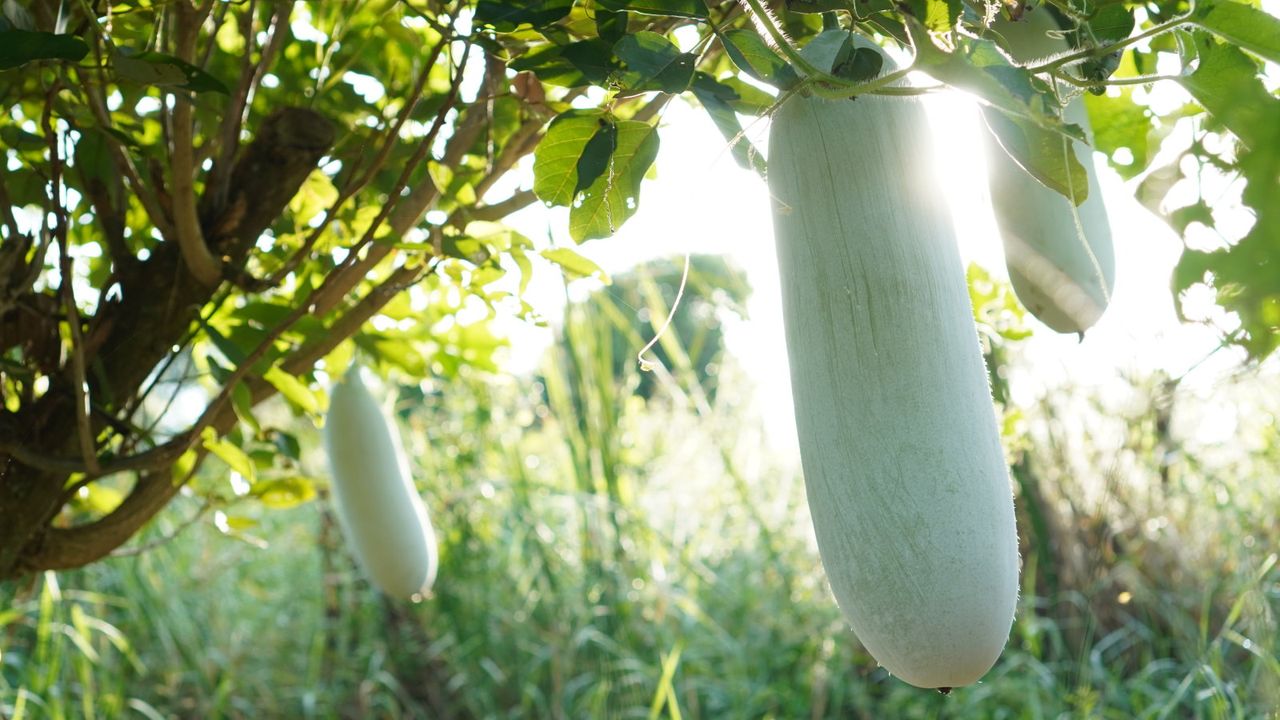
2, 275, 1278, 717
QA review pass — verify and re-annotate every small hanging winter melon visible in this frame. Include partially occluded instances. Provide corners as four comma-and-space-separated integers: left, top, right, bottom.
324, 365, 438, 599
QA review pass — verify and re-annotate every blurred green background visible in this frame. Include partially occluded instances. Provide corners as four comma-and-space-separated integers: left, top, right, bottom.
2, 257, 1277, 719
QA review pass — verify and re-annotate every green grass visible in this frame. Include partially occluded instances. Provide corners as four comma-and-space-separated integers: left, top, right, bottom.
2, 278, 1278, 718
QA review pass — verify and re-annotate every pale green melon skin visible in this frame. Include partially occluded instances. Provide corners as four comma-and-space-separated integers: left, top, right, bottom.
768, 89, 1020, 689
324, 367, 438, 599
985, 9, 1117, 334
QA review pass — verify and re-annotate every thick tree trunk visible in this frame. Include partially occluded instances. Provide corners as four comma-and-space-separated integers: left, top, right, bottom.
0, 108, 335, 581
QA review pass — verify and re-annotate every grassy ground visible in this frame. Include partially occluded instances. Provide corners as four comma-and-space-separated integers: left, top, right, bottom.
2, 284, 1278, 719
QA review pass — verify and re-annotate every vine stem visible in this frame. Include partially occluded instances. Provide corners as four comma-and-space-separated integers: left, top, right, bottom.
1054, 71, 1182, 88
740, 0, 825, 78
1027, 14, 1194, 74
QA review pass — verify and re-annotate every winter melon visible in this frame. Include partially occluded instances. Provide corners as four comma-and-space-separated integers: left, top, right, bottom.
324, 365, 438, 598
985, 7, 1117, 334
768, 39, 1019, 689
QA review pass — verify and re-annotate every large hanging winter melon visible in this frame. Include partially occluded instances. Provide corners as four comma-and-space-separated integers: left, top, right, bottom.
324, 365, 438, 599
768, 37, 1020, 689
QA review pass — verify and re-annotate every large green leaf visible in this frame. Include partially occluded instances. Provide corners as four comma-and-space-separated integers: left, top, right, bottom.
202, 428, 257, 482
595, 0, 708, 19
982, 108, 1090, 205
719, 29, 799, 89
903, 0, 962, 34
534, 110, 662, 237
690, 74, 767, 176
575, 119, 619, 197
0, 29, 88, 69
509, 40, 618, 88
541, 247, 610, 282
613, 31, 695, 93
1084, 90, 1152, 180
1192, 0, 1280, 65
473, 0, 573, 31
252, 476, 317, 509
263, 366, 319, 414
568, 120, 660, 242
1167, 33, 1280, 359
113, 48, 229, 94
534, 110, 608, 207
1176, 33, 1280, 151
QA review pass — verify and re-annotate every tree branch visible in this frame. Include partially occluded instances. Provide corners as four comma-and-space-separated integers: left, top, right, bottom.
465, 189, 537, 223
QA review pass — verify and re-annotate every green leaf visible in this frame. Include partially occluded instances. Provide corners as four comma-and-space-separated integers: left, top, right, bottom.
263, 366, 319, 414
568, 120, 660, 241
0, 29, 88, 69
0, 126, 44, 150
1084, 90, 1151, 180
613, 31, 695, 93
271, 430, 302, 461
596, 10, 629, 43
560, 40, 621, 85
231, 381, 261, 435
595, 0, 708, 19
717, 77, 775, 115
982, 108, 1090, 205
1086, 5, 1136, 45
113, 48, 229, 94
784, 0, 859, 13
690, 74, 767, 176
202, 427, 256, 482
534, 110, 607, 207
797, 30, 883, 82
252, 476, 317, 509
575, 119, 618, 197
541, 247, 610, 282
720, 29, 799, 89
473, 0, 573, 31
510, 40, 618, 87
832, 46, 884, 83
203, 324, 248, 364
1193, 0, 1280, 65
1176, 34, 1280, 151
904, 0, 962, 34
288, 170, 339, 225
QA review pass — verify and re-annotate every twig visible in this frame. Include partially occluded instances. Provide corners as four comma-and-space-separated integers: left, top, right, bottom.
109, 499, 214, 558
304, 39, 474, 317
466, 189, 538, 223
43, 83, 101, 476
265, 30, 452, 286
169, 1, 222, 285
206, 0, 285, 218
78, 32, 175, 240
0, 166, 24, 242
